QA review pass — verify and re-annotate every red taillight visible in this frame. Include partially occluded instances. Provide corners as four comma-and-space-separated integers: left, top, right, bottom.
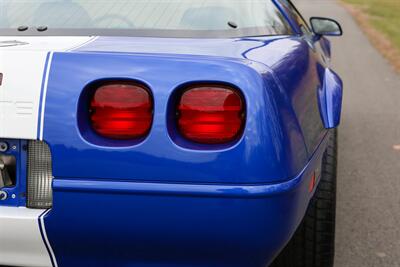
90, 83, 153, 139
177, 85, 245, 144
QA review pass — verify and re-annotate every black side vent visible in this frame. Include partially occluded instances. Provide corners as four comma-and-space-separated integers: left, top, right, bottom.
27, 141, 54, 209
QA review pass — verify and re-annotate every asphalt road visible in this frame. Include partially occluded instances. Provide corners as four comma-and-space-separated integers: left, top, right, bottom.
294, 0, 400, 266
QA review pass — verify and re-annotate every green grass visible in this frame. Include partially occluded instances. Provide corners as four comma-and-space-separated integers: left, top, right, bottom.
343, 0, 400, 50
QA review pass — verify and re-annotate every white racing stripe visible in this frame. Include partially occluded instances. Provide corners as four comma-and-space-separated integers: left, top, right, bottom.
40, 209, 59, 267
0, 36, 97, 266
0, 36, 95, 140
39, 51, 53, 141
0, 207, 52, 267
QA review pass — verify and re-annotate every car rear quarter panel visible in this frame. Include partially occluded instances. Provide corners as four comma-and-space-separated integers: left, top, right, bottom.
39, 36, 338, 267
243, 37, 329, 154
43, 50, 309, 184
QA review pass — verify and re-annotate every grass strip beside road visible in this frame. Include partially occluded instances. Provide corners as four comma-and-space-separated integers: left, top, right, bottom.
341, 0, 400, 72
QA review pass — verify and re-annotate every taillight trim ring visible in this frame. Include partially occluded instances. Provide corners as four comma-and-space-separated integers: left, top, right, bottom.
170, 82, 247, 149
77, 79, 154, 147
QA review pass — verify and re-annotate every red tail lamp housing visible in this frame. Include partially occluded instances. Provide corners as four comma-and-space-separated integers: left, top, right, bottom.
177, 85, 245, 144
89, 82, 153, 140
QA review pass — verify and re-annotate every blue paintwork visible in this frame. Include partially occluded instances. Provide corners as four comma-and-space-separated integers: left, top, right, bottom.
39, 210, 57, 267
37, 52, 52, 139
44, 46, 309, 184
51, 134, 326, 199
45, 133, 328, 267
318, 68, 344, 128
36, 3, 343, 267
40, 36, 341, 266
0, 139, 27, 207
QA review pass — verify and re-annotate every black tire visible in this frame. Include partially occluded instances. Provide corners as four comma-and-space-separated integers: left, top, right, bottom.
270, 129, 338, 267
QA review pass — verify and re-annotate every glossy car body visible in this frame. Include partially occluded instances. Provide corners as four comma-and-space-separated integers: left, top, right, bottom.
0, 1, 343, 266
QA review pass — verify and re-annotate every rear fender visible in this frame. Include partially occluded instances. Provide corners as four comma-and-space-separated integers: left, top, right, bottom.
43, 52, 307, 184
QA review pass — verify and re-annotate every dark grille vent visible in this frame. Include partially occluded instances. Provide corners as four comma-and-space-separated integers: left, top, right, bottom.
27, 141, 53, 209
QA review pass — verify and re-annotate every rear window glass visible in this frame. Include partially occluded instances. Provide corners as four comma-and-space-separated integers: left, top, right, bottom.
0, 0, 293, 38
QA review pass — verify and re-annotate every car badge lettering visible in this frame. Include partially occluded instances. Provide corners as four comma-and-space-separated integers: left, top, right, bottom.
0, 40, 29, 47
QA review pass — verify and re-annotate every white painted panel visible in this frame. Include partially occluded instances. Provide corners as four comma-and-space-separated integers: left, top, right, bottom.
0, 207, 52, 267
0, 36, 94, 140
0, 49, 48, 139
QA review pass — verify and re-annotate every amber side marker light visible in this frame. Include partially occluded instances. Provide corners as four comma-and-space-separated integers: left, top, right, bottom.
90, 83, 153, 140
309, 172, 317, 193
177, 85, 245, 144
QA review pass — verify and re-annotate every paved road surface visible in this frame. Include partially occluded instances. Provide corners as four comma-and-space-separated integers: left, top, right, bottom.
293, 0, 400, 266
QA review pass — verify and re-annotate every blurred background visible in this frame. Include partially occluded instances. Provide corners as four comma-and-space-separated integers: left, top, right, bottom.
293, 0, 400, 266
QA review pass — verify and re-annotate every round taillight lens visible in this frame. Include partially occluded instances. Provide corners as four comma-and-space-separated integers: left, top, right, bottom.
177, 86, 245, 144
90, 83, 153, 140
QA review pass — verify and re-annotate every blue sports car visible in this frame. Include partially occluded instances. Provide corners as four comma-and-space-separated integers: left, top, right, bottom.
0, 1, 343, 266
